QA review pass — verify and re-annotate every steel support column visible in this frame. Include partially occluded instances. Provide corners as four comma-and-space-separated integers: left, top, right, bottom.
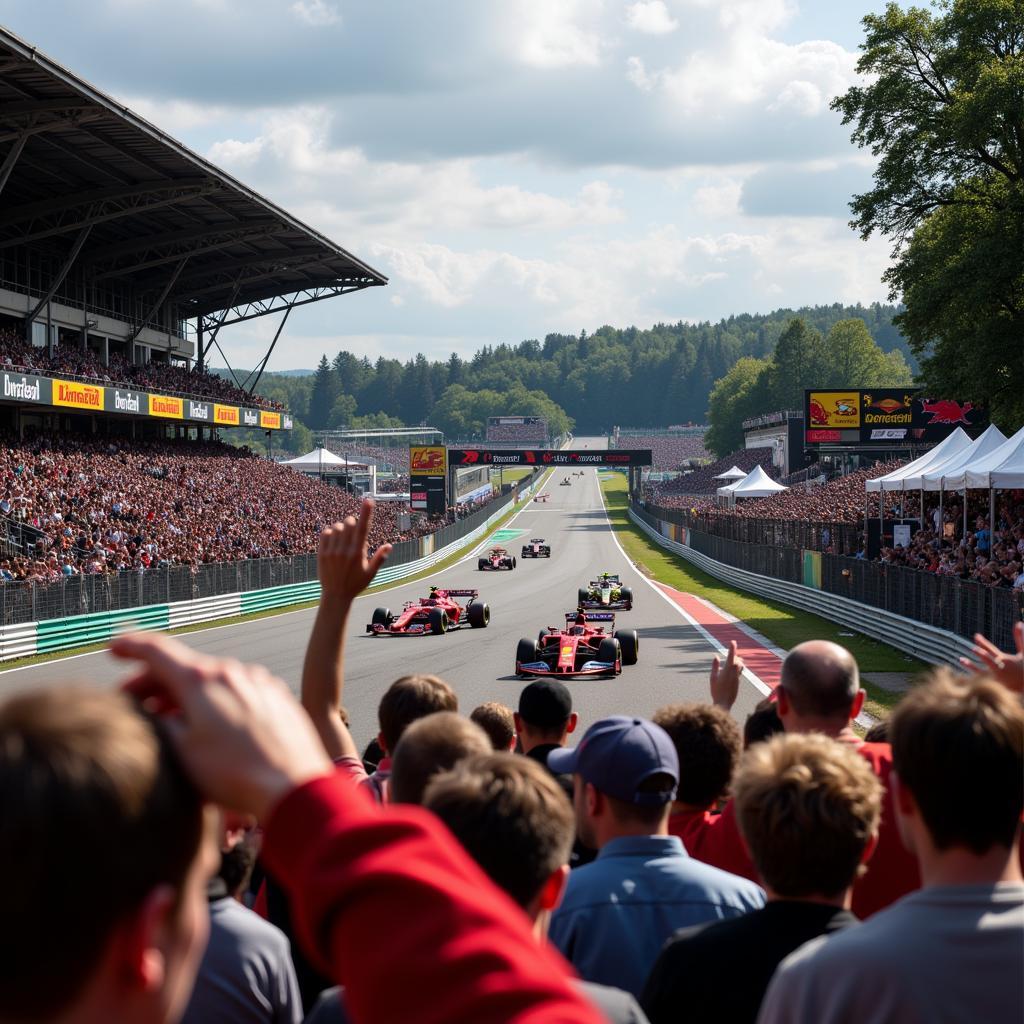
0, 128, 29, 197
24, 221, 94, 337
127, 256, 188, 346
244, 303, 292, 393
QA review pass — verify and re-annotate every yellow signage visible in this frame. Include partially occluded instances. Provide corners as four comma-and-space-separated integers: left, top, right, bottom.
214, 404, 240, 426
260, 411, 281, 430
148, 394, 183, 419
52, 379, 103, 411
410, 445, 447, 476
806, 391, 860, 429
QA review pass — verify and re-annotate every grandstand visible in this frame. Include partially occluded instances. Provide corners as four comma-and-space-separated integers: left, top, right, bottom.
486, 416, 548, 444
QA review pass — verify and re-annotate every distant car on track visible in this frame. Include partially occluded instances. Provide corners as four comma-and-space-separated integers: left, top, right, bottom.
367, 586, 490, 636
578, 572, 633, 610
533, 492, 550, 502
521, 537, 551, 558
478, 547, 516, 571
515, 610, 639, 678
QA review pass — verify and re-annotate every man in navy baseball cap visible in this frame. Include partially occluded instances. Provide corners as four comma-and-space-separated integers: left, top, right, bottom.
548, 715, 764, 999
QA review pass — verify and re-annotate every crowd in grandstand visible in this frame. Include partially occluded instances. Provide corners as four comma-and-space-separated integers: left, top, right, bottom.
650, 448, 777, 500
613, 434, 710, 471
485, 419, 549, 444
2, 502, 1020, 1024
0, 435, 489, 582
0, 327, 284, 410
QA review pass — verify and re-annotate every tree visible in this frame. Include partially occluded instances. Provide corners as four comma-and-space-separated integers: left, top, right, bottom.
820, 318, 913, 389
705, 357, 771, 457
766, 319, 827, 410
833, 0, 1024, 427
306, 355, 339, 431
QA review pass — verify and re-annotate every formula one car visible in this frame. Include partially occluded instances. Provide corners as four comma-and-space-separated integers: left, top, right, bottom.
367, 587, 490, 636
533, 492, 550, 502
560, 477, 572, 486
515, 611, 639, 678
578, 572, 633, 610
521, 537, 551, 558
478, 547, 516, 571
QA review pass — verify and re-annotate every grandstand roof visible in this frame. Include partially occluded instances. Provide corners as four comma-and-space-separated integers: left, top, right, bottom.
0, 27, 386, 328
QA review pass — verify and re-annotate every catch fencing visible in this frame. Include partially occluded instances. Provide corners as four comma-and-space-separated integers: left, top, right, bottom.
632, 501, 1021, 655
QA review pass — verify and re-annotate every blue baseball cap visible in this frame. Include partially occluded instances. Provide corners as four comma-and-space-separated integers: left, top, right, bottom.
548, 715, 679, 806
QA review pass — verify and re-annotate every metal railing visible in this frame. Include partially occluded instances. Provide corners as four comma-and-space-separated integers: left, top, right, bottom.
0, 469, 542, 626
632, 502, 1022, 651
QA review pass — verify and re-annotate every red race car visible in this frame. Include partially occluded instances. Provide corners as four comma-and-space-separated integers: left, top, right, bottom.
478, 547, 516, 571
367, 587, 490, 636
514, 611, 638, 678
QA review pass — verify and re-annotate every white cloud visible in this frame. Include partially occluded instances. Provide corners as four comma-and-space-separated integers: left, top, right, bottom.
290, 0, 340, 27
513, 0, 606, 68
625, 1, 678, 34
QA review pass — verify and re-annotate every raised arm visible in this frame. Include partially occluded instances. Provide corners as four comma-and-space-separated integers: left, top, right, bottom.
302, 499, 392, 760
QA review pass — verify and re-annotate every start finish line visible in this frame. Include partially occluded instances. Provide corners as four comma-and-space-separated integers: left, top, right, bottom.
448, 448, 653, 467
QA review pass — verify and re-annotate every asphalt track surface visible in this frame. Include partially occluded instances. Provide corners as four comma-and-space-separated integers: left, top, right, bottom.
0, 438, 764, 748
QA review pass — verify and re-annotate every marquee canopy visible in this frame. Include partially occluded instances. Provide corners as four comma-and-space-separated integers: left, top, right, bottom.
864, 428, 971, 493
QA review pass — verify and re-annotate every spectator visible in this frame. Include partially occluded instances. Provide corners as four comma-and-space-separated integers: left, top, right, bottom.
685, 640, 921, 918
652, 702, 741, 844
742, 697, 785, 747
0, 686, 214, 1024
759, 672, 1024, 1024
470, 701, 517, 751
181, 821, 302, 1024
547, 716, 764, 997
388, 712, 491, 805
642, 733, 882, 1024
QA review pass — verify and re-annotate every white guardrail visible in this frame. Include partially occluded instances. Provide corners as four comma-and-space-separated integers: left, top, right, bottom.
629, 507, 976, 669
0, 476, 545, 662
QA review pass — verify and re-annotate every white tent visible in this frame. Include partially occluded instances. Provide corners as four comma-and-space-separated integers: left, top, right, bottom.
864, 428, 971, 493
727, 465, 788, 498
713, 465, 748, 481
282, 448, 348, 468
957, 426, 1024, 490
919, 424, 1007, 491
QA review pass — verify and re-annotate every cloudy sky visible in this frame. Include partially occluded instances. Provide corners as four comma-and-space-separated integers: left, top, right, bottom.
1, 0, 893, 370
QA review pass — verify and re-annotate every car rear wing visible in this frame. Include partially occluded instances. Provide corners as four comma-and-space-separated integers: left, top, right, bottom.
443, 589, 480, 598
589, 577, 621, 586
566, 611, 615, 622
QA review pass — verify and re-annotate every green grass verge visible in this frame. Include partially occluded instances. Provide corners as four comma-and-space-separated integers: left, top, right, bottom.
600, 474, 924, 718
0, 473, 552, 673
490, 466, 536, 484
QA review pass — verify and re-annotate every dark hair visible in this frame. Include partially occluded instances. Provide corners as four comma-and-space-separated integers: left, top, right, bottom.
743, 698, 784, 748
653, 703, 741, 808
734, 733, 882, 899
863, 718, 890, 744
389, 712, 490, 805
378, 674, 457, 753
891, 671, 1023, 854
605, 773, 677, 829
470, 702, 516, 751
0, 688, 203, 1020
423, 754, 573, 908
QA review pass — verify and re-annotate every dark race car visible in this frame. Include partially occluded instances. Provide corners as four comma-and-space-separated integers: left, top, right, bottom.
578, 572, 633, 610
367, 587, 490, 636
515, 611, 639, 678
521, 537, 551, 558
478, 547, 516, 571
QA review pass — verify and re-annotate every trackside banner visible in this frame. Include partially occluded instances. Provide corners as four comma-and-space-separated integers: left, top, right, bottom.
448, 448, 652, 467
0, 371, 291, 430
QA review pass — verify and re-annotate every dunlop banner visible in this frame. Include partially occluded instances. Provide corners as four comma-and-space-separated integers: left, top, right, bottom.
52, 379, 104, 411
148, 394, 184, 419
187, 400, 212, 423
105, 388, 145, 416
1, 371, 50, 405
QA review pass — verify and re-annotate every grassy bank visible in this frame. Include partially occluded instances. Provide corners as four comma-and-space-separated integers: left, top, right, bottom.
600, 474, 924, 718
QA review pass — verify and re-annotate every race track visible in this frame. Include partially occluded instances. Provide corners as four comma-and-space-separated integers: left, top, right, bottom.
0, 439, 764, 748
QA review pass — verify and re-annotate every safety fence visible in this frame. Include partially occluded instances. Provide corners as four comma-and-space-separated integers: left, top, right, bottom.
630, 502, 1021, 661
0, 470, 546, 660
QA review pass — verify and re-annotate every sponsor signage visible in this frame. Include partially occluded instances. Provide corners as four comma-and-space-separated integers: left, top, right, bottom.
805, 390, 985, 446
148, 394, 183, 419
410, 474, 447, 515
2, 371, 49, 404
53, 379, 103, 411
448, 448, 653, 467
0, 373, 291, 430
410, 445, 448, 476
107, 389, 144, 415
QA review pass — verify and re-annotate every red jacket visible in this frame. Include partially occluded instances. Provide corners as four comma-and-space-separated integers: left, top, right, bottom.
261, 774, 604, 1024
671, 742, 921, 919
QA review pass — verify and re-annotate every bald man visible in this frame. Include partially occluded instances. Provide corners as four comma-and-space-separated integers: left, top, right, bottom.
674, 641, 919, 918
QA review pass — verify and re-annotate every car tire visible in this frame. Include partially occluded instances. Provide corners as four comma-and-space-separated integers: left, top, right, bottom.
371, 607, 391, 627
511, 557, 517, 569
516, 637, 539, 674
478, 559, 487, 570
578, 587, 590, 606
596, 637, 620, 673
620, 586, 633, 609
614, 629, 639, 666
428, 608, 448, 635
467, 601, 490, 628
